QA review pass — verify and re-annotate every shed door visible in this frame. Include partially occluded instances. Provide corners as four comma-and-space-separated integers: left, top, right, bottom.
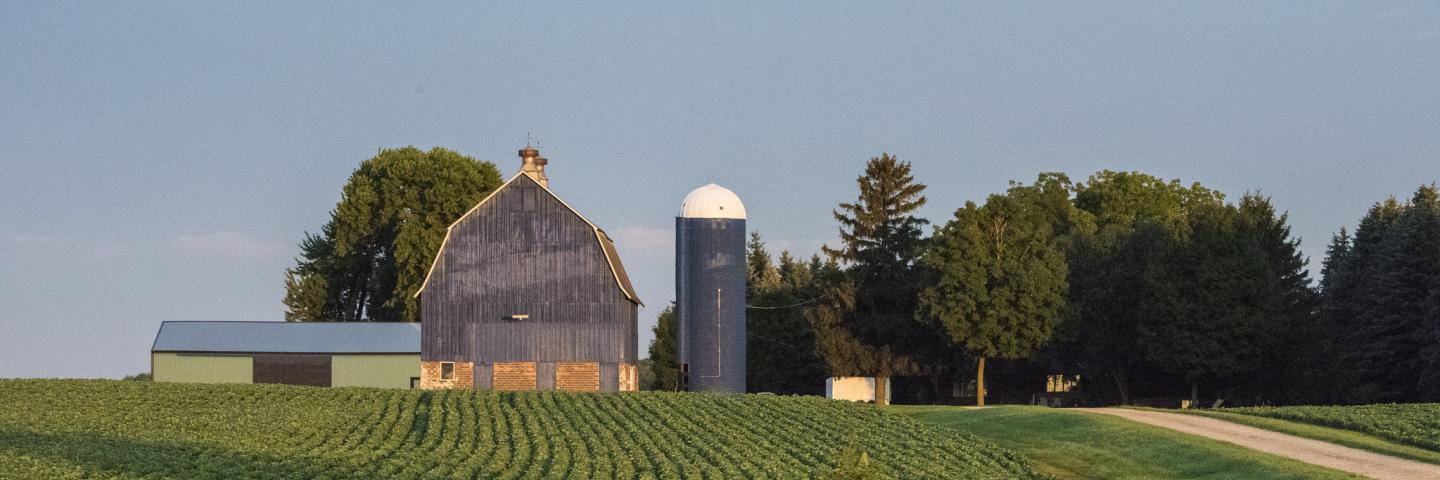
253, 354, 331, 387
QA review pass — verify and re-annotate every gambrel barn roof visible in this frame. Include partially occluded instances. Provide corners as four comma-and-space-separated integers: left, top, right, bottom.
415, 172, 642, 305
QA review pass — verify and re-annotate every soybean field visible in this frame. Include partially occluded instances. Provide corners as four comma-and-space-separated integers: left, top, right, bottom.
0, 380, 1038, 479
1221, 403, 1440, 452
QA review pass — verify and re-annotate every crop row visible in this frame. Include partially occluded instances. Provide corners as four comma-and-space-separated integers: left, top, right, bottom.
0, 380, 1038, 479
1224, 403, 1440, 451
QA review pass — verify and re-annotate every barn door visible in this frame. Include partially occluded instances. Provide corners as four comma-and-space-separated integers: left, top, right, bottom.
253, 354, 331, 387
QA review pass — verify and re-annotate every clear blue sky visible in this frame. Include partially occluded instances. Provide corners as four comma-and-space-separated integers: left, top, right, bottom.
2, 2, 1437, 379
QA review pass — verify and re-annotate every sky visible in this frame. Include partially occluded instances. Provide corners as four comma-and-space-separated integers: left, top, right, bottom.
2, 2, 1437, 379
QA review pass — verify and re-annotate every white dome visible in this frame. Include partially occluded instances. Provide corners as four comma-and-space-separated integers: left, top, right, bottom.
680, 183, 747, 219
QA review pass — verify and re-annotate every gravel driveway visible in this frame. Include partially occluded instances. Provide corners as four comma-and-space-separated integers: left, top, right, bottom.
1081, 408, 1440, 480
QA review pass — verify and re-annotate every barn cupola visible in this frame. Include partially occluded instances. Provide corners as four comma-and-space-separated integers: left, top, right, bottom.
519, 145, 549, 188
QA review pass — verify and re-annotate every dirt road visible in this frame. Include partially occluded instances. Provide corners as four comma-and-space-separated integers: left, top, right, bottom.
1082, 408, 1440, 480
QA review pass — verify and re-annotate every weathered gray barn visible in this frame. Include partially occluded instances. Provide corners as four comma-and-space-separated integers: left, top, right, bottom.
414, 147, 642, 392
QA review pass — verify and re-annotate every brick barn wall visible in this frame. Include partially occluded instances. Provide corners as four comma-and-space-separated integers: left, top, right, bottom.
420, 361, 474, 390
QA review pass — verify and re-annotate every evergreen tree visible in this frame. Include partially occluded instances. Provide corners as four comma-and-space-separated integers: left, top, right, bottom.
1233, 193, 1319, 403
917, 188, 1070, 406
745, 235, 828, 395
283, 147, 502, 322
1356, 186, 1440, 402
812, 154, 933, 404
747, 233, 781, 296
1423, 258, 1440, 401
1337, 198, 1404, 402
1315, 227, 1359, 401
646, 304, 680, 391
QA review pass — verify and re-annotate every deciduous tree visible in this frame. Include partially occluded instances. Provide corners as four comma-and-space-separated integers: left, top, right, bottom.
283, 147, 501, 322
1059, 171, 1222, 404
917, 188, 1070, 406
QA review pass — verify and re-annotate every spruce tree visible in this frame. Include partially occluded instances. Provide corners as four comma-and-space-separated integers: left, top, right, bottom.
1233, 193, 1319, 403
812, 154, 931, 404
1423, 260, 1440, 401
745, 234, 828, 395
746, 232, 781, 296
1316, 228, 1360, 401
1357, 186, 1440, 402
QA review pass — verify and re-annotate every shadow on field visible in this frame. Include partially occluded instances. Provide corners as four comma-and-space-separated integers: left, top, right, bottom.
0, 427, 344, 479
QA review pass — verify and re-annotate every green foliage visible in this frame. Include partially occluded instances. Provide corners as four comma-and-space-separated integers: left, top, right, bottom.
1137, 193, 1318, 403
283, 147, 502, 323
645, 304, 680, 391
121, 373, 151, 382
746, 233, 828, 395
812, 154, 937, 379
1057, 171, 1224, 404
1223, 403, 1440, 452
1356, 186, 1440, 402
1139, 203, 1270, 400
918, 180, 1072, 359
900, 405, 1358, 480
1232, 194, 1321, 404
0, 380, 1041, 479
1320, 184, 1440, 404
816, 449, 884, 480
917, 179, 1072, 405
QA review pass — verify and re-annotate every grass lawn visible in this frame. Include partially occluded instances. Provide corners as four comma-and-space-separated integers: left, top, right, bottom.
894, 405, 1360, 480
1160, 408, 1440, 466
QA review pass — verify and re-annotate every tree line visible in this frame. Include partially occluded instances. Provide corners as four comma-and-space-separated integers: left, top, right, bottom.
651, 155, 1437, 407
281, 147, 1438, 406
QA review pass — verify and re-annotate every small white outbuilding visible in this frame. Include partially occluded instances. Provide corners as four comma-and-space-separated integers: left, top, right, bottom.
825, 376, 891, 403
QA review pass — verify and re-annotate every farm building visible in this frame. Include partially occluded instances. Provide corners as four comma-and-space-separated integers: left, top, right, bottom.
675, 184, 747, 393
414, 146, 643, 392
150, 321, 420, 388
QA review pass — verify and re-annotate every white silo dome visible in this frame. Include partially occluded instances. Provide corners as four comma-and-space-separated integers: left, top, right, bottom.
680, 183, 747, 219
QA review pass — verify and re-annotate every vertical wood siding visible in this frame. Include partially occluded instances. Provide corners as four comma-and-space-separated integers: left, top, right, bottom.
421, 174, 639, 391
536, 362, 556, 390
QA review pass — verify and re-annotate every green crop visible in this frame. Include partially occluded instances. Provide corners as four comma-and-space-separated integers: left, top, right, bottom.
0, 380, 1039, 479
1223, 403, 1440, 451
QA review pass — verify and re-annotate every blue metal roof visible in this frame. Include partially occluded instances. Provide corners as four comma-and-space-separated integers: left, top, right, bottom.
151, 321, 420, 354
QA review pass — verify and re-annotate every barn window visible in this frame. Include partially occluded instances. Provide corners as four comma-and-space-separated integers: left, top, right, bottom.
441, 362, 455, 380
1046, 374, 1079, 393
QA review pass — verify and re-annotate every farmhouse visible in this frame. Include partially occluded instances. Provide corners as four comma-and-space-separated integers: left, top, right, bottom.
150, 321, 420, 388
414, 146, 643, 392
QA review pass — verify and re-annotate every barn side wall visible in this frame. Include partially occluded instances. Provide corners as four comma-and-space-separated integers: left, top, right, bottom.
152, 352, 253, 384
332, 354, 420, 389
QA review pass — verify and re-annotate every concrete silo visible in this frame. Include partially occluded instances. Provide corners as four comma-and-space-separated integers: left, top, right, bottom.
675, 184, 747, 393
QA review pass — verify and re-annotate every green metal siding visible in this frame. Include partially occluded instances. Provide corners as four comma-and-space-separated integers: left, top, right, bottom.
152, 352, 253, 384
331, 354, 420, 389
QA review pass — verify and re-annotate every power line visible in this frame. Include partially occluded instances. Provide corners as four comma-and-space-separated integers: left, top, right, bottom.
745, 295, 827, 310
